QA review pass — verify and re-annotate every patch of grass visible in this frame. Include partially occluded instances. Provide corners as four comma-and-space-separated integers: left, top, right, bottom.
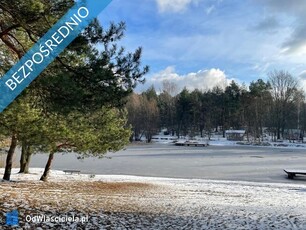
0, 181, 156, 214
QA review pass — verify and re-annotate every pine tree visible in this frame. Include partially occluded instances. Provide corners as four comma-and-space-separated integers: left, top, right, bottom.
0, 0, 149, 181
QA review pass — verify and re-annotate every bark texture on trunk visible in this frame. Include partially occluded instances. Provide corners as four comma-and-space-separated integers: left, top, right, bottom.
24, 149, 32, 174
19, 144, 33, 174
40, 152, 54, 182
3, 134, 18, 181
19, 143, 27, 173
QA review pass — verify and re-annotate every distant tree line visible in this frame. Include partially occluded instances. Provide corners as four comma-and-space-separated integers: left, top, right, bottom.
126, 70, 306, 142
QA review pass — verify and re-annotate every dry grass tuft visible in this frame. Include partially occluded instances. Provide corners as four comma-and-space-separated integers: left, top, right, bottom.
0, 181, 157, 214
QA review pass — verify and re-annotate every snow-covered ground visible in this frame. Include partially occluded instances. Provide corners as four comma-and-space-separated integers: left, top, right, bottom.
209, 138, 306, 149
151, 134, 306, 150
1, 168, 306, 229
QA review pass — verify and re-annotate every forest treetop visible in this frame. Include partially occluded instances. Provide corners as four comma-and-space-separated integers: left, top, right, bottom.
127, 70, 305, 142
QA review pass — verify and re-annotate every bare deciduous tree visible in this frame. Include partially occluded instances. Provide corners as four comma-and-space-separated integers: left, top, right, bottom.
268, 70, 299, 139
126, 93, 159, 142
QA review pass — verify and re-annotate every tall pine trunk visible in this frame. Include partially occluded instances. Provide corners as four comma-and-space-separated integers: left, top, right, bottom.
19, 143, 33, 174
19, 142, 27, 173
3, 134, 18, 181
40, 152, 54, 182
24, 149, 32, 174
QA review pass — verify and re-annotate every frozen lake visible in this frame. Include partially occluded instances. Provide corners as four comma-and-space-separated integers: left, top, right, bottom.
23, 143, 306, 184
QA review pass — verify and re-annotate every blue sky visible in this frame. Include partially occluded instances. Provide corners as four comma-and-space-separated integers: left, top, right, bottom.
99, 0, 306, 92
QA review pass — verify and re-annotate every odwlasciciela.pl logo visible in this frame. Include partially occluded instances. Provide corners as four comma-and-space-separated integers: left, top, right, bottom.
5, 210, 19, 226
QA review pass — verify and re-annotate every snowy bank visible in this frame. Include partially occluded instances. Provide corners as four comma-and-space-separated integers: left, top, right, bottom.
0, 168, 306, 229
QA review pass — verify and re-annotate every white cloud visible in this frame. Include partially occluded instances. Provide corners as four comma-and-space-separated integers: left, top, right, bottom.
140, 66, 235, 92
156, 0, 198, 13
281, 26, 306, 55
298, 70, 306, 80
256, 0, 306, 15
205, 5, 215, 15
256, 0, 306, 55
253, 16, 280, 32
